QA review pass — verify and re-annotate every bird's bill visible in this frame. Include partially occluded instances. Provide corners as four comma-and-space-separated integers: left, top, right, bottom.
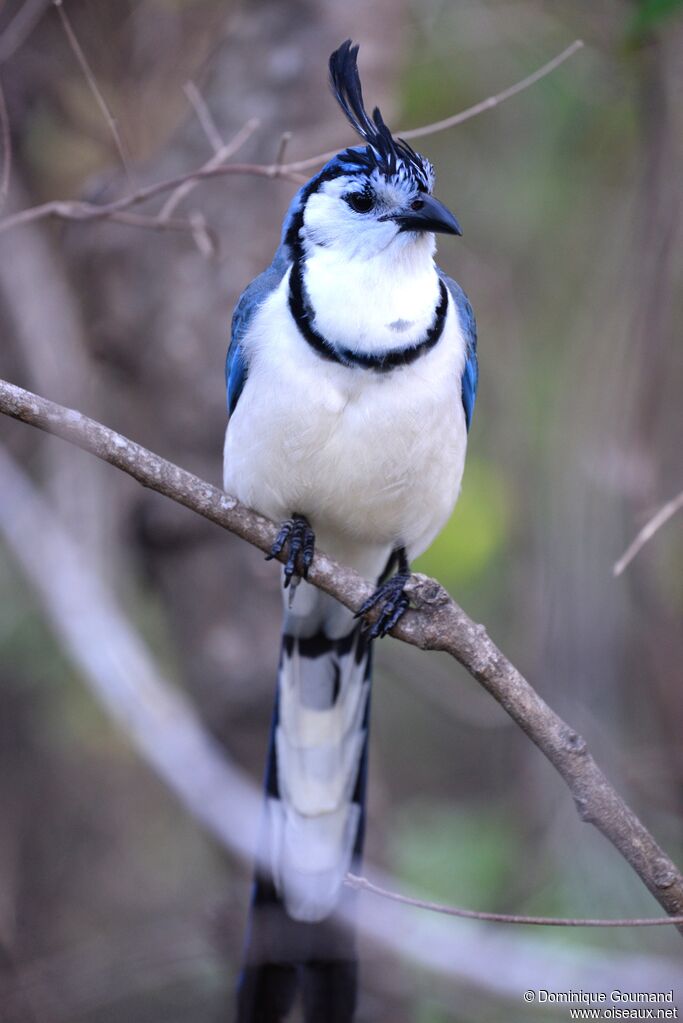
390, 194, 462, 236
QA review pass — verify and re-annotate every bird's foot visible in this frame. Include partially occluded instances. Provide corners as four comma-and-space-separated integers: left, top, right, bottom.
355, 551, 410, 639
266, 514, 315, 588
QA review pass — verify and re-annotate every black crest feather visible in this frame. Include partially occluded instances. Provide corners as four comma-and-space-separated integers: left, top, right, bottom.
328, 40, 432, 190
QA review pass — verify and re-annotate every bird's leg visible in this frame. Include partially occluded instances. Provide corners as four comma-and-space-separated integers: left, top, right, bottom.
355, 546, 410, 639
266, 513, 316, 588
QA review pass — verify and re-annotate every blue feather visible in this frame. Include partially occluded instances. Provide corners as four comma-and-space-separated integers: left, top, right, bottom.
225, 246, 290, 416
439, 271, 478, 430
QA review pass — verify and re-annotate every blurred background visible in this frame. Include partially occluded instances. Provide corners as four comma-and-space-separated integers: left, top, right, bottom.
0, 0, 682, 1020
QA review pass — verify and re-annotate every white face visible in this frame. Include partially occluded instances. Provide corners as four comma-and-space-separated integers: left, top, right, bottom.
301, 171, 435, 262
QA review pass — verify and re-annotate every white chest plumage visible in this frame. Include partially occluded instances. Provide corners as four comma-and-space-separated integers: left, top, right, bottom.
223, 261, 468, 570
302, 238, 442, 355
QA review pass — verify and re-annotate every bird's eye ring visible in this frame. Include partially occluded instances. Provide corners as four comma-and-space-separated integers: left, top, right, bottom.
345, 192, 375, 214
410, 198, 425, 211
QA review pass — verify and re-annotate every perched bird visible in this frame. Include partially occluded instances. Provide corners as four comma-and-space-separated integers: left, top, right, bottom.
224, 40, 478, 1023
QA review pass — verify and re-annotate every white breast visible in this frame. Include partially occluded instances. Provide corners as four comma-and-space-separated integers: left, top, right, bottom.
223, 267, 468, 565
303, 239, 441, 356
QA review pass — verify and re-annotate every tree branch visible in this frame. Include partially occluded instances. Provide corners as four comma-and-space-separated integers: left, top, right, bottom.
0, 0, 50, 67
1, 376, 682, 935
345, 874, 683, 928
158, 117, 260, 222
398, 39, 584, 142
0, 76, 10, 215
183, 80, 226, 155
613, 489, 683, 576
52, 0, 133, 186
0, 161, 306, 236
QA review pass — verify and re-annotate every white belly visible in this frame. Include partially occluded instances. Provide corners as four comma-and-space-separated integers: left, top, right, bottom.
223, 276, 468, 564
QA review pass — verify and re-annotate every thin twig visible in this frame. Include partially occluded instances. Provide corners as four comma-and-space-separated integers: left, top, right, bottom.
0, 161, 303, 237
279, 39, 586, 175
0, 39, 584, 238
1, 377, 682, 936
400, 39, 584, 142
0, 76, 10, 215
188, 210, 215, 257
613, 489, 683, 577
52, 0, 133, 185
102, 209, 213, 236
345, 873, 683, 928
274, 131, 293, 168
159, 117, 260, 222
183, 80, 224, 155
0, 0, 50, 66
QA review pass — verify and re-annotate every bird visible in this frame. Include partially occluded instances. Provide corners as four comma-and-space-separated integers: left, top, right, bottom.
224, 39, 478, 1023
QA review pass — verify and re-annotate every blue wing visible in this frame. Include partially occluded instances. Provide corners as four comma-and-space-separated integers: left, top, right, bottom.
226, 180, 315, 416
225, 246, 290, 416
438, 270, 478, 431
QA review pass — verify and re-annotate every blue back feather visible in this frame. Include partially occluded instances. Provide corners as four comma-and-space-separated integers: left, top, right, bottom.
225, 246, 289, 416
438, 270, 478, 430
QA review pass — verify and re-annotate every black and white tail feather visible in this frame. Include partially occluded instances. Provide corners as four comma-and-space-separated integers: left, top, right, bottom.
237, 620, 372, 1023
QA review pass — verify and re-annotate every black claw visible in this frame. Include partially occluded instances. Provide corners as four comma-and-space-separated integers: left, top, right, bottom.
301, 530, 315, 579
266, 522, 291, 561
266, 514, 315, 587
356, 568, 411, 639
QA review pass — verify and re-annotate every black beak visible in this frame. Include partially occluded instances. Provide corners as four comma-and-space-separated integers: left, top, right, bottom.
391, 194, 462, 236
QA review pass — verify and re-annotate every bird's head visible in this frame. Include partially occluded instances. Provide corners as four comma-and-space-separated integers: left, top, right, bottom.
284, 40, 461, 263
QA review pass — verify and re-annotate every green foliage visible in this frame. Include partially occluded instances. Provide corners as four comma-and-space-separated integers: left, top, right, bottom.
627, 0, 683, 41
414, 1002, 456, 1023
401, 49, 468, 124
388, 800, 523, 907
0, 552, 72, 689
413, 458, 512, 590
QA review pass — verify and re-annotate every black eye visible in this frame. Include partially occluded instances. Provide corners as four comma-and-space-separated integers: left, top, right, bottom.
411, 198, 425, 211
345, 192, 375, 214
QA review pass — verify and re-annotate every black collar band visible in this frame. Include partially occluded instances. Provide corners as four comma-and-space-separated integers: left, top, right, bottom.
288, 260, 448, 374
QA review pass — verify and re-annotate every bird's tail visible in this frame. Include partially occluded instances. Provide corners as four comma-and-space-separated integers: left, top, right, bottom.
237, 609, 372, 1023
